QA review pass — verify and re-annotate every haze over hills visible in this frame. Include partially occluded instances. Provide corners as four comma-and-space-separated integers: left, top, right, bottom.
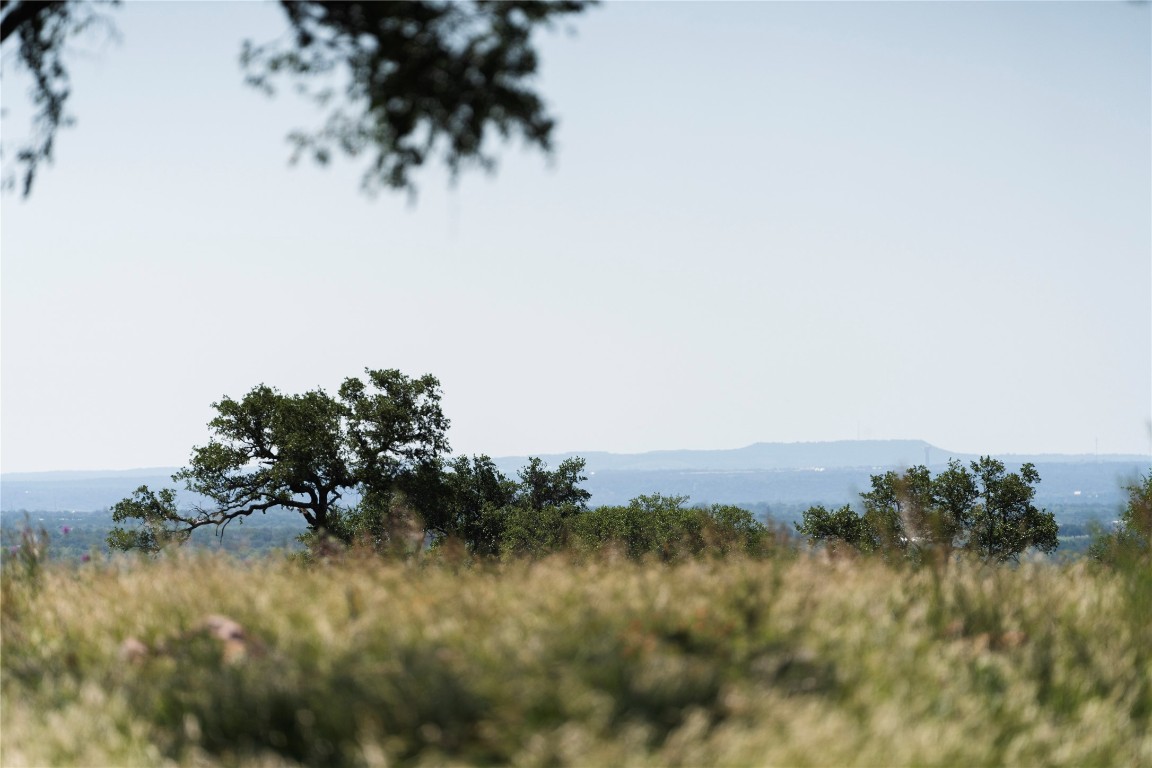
2, 440, 1148, 512
493, 440, 947, 474
489, 439, 1151, 474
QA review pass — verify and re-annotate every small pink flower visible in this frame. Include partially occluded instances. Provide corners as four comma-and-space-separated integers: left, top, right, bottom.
80, 554, 91, 563
60, 525, 72, 535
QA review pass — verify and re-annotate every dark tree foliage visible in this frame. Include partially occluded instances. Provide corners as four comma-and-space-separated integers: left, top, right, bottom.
428, 455, 591, 556
797, 457, 1059, 564
107, 369, 449, 551
928, 459, 981, 556
516, 456, 591, 513
794, 504, 874, 554
1, 0, 592, 195
966, 457, 1058, 563
426, 454, 519, 556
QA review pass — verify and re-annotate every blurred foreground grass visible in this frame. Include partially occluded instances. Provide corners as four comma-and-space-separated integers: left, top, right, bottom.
3, 551, 1150, 766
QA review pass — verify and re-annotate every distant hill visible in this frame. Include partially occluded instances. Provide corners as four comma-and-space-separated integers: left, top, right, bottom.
1, 469, 187, 513
1, 467, 185, 483
490, 440, 1149, 474
492, 440, 944, 474
3, 441, 1147, 512
574, 463, 1148, 508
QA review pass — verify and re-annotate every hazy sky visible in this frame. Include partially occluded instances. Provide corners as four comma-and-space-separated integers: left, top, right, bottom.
2, 1, 1150, 473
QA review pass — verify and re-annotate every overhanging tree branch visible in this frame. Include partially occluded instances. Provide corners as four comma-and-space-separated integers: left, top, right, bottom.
0, 1, 64, 45
3, 0, 593, 197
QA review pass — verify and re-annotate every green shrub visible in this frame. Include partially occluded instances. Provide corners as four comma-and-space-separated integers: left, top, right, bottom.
573, 494, 770, 561
499, 504, 572, 559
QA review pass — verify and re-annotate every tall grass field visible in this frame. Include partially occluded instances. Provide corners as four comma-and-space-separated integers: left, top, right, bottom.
3, 550, 1150, 766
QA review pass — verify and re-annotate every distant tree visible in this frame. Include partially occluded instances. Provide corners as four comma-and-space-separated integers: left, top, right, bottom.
705, 502, 774, 557
515, 456, 591, 513
501, 456, 591, 557
429, 455, 591, 556
1, 0, 593, 196
966, 457, 1057, 563
926, 459, 981, 559
1088, 471, 1152, 567
427, 454, 519, 556
795, 504, 875, 554
797, 457, 1058, 564
498, 503, 570, 559
854, 460, 980, 561
858, 467, 925, 555
107, 368, 449, 551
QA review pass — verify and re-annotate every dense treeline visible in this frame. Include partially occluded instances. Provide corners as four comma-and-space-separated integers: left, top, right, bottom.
308, 456, 777, 562
0, 497, 1125, 563
5, 366, 1141, 566
103, 370, 785, 562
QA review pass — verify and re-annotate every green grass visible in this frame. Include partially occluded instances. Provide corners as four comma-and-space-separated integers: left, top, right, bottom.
3, 550, 1150, 766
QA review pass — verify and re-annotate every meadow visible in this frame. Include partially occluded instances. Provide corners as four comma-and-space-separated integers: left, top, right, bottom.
3, 547, 1149, 766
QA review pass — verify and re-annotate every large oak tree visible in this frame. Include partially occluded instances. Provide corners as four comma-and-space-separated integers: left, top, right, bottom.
108, 368, 449, 552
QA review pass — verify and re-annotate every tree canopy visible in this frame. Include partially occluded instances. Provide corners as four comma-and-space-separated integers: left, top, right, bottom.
105, 368, 780, 563
109, 368, 449, 552
797, 457, 1059, 564
1, 0, 593, 195
106, 370, 600, 556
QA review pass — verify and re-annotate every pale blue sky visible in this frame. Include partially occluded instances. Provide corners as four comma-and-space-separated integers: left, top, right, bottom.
2, 1, 1150, 472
